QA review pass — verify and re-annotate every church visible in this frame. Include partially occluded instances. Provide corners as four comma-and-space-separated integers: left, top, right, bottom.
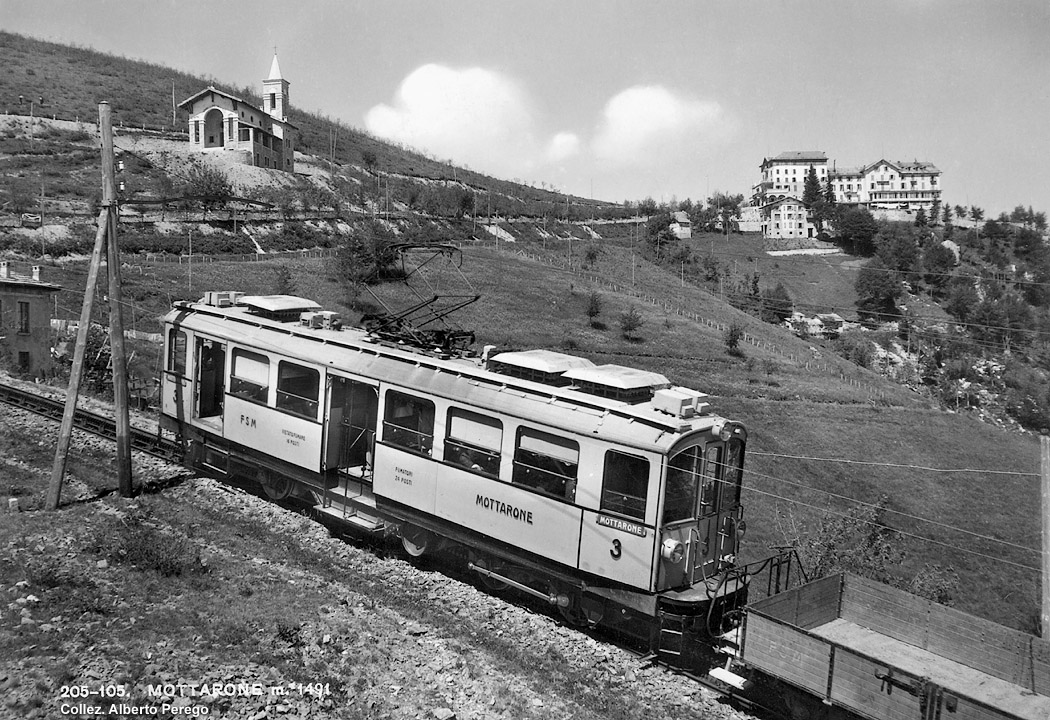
178, 54, 296, 172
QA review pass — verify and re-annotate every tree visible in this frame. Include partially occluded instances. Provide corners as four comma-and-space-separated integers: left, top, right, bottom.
824, 177, 836, 204
914, 207, 928, 227
6, 178, 36, 216
337, 220, 399, 291
855, 257, 902, 315
834, 206, 879, 255
802, 165, 822, 206
759, 283, 793, 323
723, 323, 745, 356
637, 196, 657, 217
707, 192, 744, 234
944, 276, 979, 322
969, 205, 984, 223
791, 497, 904, 583
929, 199, 941, 226
184, 165, 233, 220
273, 266, 297, 296
619, 306, 643, 340
942, 203, 953, 225
922, 243, 957, 290
586, 291, 603, 328
874, 223, 921, 282
645, 211, 676, 258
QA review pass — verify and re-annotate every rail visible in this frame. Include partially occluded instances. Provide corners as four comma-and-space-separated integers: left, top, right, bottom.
0, 380, 181, 463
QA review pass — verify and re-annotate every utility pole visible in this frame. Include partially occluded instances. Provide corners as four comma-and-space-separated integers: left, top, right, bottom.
102, 102, 133, 497
48, 102, 134, 505
1041, 435, 1050, 637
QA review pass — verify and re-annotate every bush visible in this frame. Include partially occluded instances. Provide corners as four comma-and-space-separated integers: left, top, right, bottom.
586, 291, 603, 327
834, 330, 874, 369
619, 306, 643, 340
723, 323, 744, 356
94, 509, 208, 577
910, 564, 959, 606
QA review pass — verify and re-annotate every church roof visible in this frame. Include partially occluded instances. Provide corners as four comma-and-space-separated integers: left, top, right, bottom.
268, 53, 284, 81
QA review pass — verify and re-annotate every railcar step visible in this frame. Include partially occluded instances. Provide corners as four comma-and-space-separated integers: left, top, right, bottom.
312, 503, 384, 531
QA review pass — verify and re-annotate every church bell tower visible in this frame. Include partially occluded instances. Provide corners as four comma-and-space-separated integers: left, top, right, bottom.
262, 52, 289, 121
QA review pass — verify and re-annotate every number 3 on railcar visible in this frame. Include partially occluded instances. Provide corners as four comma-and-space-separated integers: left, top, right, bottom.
160, 292, 750, 656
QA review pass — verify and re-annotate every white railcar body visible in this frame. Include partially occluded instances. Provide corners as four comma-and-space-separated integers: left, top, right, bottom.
160, 293, 749, 628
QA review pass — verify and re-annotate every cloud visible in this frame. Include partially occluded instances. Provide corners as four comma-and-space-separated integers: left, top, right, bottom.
365, 64, 537, 177
545, 132, 580, 163
591, 86, 730, 166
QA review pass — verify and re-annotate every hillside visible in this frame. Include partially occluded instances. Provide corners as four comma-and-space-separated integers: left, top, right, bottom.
0, 31, 621, 222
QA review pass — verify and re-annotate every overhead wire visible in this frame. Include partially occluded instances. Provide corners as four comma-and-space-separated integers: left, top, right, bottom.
739, 465, 1041, 556
739, 483, 1041, 573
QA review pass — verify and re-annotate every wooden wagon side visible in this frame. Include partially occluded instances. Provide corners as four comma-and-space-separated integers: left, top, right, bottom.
740, 573, 1050, 720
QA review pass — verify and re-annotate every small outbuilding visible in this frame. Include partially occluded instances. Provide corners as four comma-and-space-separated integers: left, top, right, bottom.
0, 261, 62, 377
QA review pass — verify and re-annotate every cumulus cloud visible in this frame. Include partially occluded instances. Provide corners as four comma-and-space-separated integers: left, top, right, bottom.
591, 86, 730, 166
365, 64, 538, 177
545, 132, 581, 163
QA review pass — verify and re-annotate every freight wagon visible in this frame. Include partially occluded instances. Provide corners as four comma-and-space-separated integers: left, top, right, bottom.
738, 573, 1050, 720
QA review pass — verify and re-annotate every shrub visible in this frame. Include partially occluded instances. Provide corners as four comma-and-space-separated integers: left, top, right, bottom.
94, 509, 208, 577
619, 306, 643, 340
723, 323, 744, 356
834, 330, 874, 369
910, 564, 960, 606
585, 291, 603, 327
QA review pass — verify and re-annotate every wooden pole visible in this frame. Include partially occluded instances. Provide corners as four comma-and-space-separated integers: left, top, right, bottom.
101, 102, 133, 497
1041, 435, 1050, 637
47, 212, 107, 509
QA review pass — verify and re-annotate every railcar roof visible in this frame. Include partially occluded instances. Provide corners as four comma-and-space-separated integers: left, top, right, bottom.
163, 300, 727, 451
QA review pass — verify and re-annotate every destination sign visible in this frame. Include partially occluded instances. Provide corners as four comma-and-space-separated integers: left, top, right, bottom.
596, 515, 647, 537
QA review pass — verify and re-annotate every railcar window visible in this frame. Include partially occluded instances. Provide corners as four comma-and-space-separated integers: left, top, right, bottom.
663, 446, 701, 524
276, 361, 320, 419
701, 446, 722, 515
445, 408, 502, 477
230, 349, 270, 403
512, 428, 579, 501
168, 329, 187, 376
722, 439, 745, 507
601, 451, 649, 521
383, 390, 435, 455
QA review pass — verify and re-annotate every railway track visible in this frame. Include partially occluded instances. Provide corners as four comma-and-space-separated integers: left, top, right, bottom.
0, 380, 182, 463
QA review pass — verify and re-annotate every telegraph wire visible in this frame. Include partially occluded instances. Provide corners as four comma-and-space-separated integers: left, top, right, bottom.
739, 484, 1041, 573
747, 450, 1038, 476
739, 466, 1041, 556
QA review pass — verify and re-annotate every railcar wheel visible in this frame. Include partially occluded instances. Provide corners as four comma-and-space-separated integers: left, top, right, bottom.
470, 554, 510, 591
400, 526, 431, 557
261, 473, 293, 501
551, 585, 604, 627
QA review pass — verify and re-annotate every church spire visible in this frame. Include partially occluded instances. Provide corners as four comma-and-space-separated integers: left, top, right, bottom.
268, 51, 283, 81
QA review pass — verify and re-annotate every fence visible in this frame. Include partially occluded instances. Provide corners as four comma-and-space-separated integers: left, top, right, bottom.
139, 247, 338, 264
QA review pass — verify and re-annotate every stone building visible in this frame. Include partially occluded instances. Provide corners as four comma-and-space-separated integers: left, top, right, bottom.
178, 54, 296, 172
0, 261, 61, 377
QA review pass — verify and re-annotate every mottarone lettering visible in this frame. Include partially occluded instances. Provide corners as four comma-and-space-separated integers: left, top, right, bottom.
476, 494, 534, 525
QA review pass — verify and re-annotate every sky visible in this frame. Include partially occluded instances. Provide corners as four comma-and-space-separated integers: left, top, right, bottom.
2, 0, 1049, 216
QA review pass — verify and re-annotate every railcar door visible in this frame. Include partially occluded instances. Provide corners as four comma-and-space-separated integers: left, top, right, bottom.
324, 376, 379, 480
657, 441, 737, 589
194, 338, 225, 427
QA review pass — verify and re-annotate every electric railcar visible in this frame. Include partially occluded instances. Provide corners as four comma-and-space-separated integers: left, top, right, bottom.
160, 291, 750, 651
